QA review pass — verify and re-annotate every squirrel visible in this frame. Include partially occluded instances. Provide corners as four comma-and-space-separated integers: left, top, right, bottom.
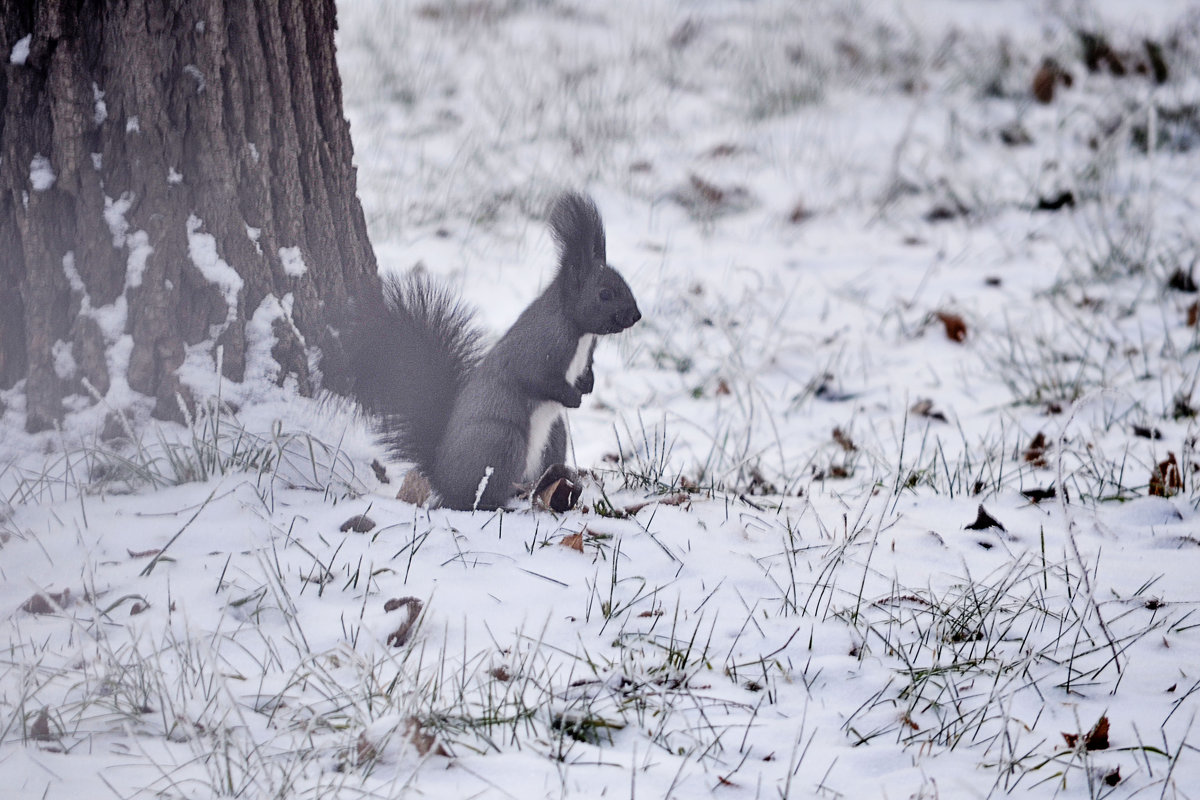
349, 192, 641, 510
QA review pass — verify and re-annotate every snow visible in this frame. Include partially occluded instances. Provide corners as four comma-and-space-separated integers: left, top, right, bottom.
91, 82, 107, 125
278, 245, 307, 277
28, 154, 55, 191
9, 33, 30, 65
103, 193, 133, 246
186, 213, 243, 327
60, 251, 85, 296
51, 340, 76, 381
3, 0, 1200, 798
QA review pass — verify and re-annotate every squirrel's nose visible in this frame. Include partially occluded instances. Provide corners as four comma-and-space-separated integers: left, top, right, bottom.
614, 306, 641, 329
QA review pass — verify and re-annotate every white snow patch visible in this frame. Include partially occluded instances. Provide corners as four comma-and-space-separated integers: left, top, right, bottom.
90, 152, 102, 171
51, 340, 77, 381
186, 215, 243, 324
125, 116, 139, 133
29, 154, 55, 191
9, 34, 30, 65
247, 143, 260, 163
104, 193, 133, 247
102, 333, 135, 406
89, 295, 127, 344
92, 82, 107, 124
167, 167, 183, 184
278, 246, 307, 277
244, 294, 287, 390
245, 225, 262, 255
183, 64, 205, 93
61, 252, 86, 296
125, 230, 152, 289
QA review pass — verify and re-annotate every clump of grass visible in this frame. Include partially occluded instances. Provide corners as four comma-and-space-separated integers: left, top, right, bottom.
4, 400, 365, 509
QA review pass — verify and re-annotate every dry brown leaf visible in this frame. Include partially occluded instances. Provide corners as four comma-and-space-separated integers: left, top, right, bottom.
1024, 431, 1049, 467
832, 427, 857, 452
21, 589, 70, 615
1187, 300, 1199, 328
935, 311, 968, 342
384, 597, 424, 648
1150, 452, 1183, 497
355, 732, 378, 765
404, 717, 450, 757
560, 532, 584, 552
622, 492, 691, 515
339, 514, 376, 533
1063, 715, 1110, 751
1032, 62, 1058, 103
30, 708, 54, 741
397, 469, 432, 505
127, 548, 162, 559
910, 398, 947, 422
965, 505, 1006, 532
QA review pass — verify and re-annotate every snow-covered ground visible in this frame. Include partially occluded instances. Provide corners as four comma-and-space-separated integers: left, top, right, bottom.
4, 0, 1200, 797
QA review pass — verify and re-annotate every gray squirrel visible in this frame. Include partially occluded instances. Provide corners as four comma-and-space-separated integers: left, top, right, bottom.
349, 192, 641, 510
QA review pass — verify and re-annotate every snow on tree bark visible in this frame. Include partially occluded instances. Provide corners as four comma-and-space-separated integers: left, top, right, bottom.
0, 0, 379, 432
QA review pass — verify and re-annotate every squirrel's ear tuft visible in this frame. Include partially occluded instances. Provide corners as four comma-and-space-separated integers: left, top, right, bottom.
549, 192, 606, 275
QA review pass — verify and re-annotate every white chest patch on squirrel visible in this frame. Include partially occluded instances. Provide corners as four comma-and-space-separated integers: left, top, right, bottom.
524, 334, 596, 482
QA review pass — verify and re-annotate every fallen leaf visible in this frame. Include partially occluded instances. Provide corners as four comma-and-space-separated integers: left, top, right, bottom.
1023, 432, 1049, 467
404, 717, 450, 757
622, 493, 690, 515
910, 398, 947, 422
1035, 190, 1075, 211
1063, 715, 1110, 750
965, 505, 1006, 532
397, 469, 432, 505
29, 708, 53, 741
560, 532, 584, 552
936, 312, 967, 342
1168, 267, 1198, 292
1187, 300, 1199, 327
1132, 425, 1162, 440
355, 732, 378, 765
832, 427, 857, 452
1149, 453, 1183, 497
1021, 486, 1057, 504
1032, 58, 1069, 103
384, 597, 424, 648
788, 201, 812, 224
127, 548, 162, 559
21, 589, 70, 615
339, 514, 375, 533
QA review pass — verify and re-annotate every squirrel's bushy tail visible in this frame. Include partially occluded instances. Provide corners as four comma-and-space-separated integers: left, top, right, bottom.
348, 273, 483, 477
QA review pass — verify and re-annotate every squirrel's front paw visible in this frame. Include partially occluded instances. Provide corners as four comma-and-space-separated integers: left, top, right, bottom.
576, 368, 595, 395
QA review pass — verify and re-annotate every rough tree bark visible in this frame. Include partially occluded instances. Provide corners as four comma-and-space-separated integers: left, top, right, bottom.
1, 0, 380, 432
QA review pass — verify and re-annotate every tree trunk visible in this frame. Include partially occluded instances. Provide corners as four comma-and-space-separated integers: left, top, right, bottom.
1, 0, 379, 432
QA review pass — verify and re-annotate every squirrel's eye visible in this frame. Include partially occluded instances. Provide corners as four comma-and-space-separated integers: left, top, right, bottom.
599, 288, 613, 301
